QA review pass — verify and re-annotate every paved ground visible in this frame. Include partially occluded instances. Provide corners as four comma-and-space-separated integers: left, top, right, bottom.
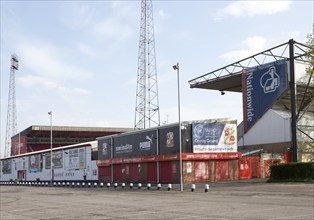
0, 180, 313, 220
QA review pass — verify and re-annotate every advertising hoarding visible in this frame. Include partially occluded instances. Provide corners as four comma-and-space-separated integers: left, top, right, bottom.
45, 152, 51, 169
114, 130, 157, 158
98, 138, 112, 160
242, 60, 288, 132
53, 151, 63, 168
192, 123, 237, 153
65, 147, 86, 170
45, 151, 63, 169
29, 154, 42, 173
2, 160, 12, 174
159, 125, 180, 155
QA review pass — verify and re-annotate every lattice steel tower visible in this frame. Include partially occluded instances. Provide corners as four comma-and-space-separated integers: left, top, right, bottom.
134, 0, 160, 129
4, 54, 19, 157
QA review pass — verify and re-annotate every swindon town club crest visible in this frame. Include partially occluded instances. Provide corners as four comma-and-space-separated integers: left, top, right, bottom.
166, 132, 174, 148
102, 143, 108, 155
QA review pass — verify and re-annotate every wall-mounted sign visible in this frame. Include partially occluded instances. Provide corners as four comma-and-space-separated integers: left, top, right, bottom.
192, 123, 237, 153
242, 60, 288, 132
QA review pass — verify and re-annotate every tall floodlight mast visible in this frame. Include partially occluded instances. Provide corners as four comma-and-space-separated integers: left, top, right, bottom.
134, 0, 160, 129
4, 54, 19, 157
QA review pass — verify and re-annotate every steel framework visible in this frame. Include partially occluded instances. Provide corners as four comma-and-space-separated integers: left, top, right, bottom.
189, 39, 313, 162
134, 0, 160, 129
5, 54, 19, 157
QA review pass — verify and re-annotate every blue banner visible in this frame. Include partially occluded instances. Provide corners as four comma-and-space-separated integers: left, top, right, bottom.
243, 60, 288, 132
192, 123, 237, 152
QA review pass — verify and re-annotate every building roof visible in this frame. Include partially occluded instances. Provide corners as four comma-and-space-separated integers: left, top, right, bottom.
18, 125, 134, 136
11, 125, 134, 153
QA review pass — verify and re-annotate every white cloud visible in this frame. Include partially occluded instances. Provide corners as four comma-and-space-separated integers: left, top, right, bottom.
90, 1, 137, 41
93, 18, 134, 40
216, 1, 291, 19
172, 30, 191, 41
158, 10, 167, 19
17, 39, 93, 80
18, 75, 58, 89
62, 4, 99, 29
17, 75, 91, 95
287, 31, 301, 39
220, 36, 267, 62
77, 42, 94, 56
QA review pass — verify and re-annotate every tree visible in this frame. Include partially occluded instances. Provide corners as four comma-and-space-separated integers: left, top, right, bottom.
306, 24, 314, 86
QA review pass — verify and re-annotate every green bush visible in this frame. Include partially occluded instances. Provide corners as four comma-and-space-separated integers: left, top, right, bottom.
269, 162, 314, 182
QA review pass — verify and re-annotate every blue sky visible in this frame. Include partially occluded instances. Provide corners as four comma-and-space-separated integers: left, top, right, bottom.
1, 0, 313, 157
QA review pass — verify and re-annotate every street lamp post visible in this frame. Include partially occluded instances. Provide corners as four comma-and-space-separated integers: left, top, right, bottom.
173, 62, 183, 192
48, 111, 53, 186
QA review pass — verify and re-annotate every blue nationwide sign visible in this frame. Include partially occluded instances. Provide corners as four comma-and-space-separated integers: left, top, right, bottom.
242, 59, 288, 132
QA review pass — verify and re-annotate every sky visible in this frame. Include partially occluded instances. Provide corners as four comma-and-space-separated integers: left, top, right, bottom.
0, 0, 313, 157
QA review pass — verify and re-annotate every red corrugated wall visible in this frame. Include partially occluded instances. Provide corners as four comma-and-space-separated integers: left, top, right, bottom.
113, 164, 122, 182
215, 160, 229, 181
147, 162, 157, 183
160, 161, 172, 183
194, 161, 210, 182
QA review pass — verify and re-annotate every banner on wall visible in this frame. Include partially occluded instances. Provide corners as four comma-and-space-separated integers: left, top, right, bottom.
45, 151, 63, 169
114, 130, 157, 158
79, 148, 85, 169
98, 138, 112, 160
2, 160, 12, 174
45, 152, 51, 169
242, 60, 288, 132
159, 125, 180, 155
29, 154, 42, 173
192, 123, 237, 153
64, 147, 85, 170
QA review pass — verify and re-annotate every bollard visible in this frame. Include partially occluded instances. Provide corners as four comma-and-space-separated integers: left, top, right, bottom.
130, 183, 133, 189
157, 183, 161, 190
67, 182, 70, 187
77, 182, 80, 187
114, 183, 118, 188
138, 183, 142, 189
147, 183, 151, 190
167, 184, 172, 191
100, 182, 104, 188
107, 183, 110, 188
53, 182, 56, 187
94, 182, 97, 188
191, 184, 196, 192
82, 182, 85, 187
205, 184, 209, 192
62, 182, 65, 187
72, 182, 75, 187
122, 183, 125, 189
46, 182, 49, 187
88, 182, 91, 188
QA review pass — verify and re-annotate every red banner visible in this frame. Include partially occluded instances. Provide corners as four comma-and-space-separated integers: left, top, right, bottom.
97, 152, 241, 166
